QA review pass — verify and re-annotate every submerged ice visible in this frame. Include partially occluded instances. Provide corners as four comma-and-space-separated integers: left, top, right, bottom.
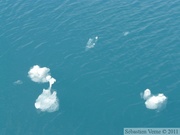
85, 36, 98, 50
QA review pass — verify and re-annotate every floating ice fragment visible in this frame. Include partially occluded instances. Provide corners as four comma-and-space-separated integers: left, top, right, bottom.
28, 65, 59, 113
85, 36, 98, 50
28, 65, 51, 83
141, 89, 167, 111
142, 89, 151, 100
35, 89, 59, 112
145, 94, 167, 110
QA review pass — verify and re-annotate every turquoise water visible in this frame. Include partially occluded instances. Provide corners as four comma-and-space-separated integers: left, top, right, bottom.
0, 0, 180, 134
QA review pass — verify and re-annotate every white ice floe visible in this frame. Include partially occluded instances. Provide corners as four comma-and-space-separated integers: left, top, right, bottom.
35, 89, 59, 112
28, 65, 52, 83
142, 89, 151, 100
28, 65, 59, 112
141, 89, 167, 111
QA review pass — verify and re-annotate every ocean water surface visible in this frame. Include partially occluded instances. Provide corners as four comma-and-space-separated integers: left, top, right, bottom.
0, 0, 180, 135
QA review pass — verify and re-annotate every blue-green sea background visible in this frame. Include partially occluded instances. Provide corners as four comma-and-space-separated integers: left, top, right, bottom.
0, 0, 180, 135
